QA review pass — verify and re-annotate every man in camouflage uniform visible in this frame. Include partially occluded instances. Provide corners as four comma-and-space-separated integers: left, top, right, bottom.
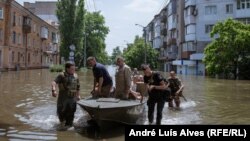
51, 62, 80, 128
168, 71, 184, 108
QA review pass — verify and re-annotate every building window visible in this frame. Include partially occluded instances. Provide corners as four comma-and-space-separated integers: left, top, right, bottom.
205, 24, 214, 34
18, 33, 21, 45
0, 7, 3, 19
226, 4, 233, 14
237, 18, 250, 24
0, 28, 3, 41
237, 0, 250, 9
205, 6, 217, 15
12, 51, 15, 63
12, 31, 16, 44
18, 52, 20, 62
13, 12, 16, 26
19, 16, 22, 26
28, 53, 30, 64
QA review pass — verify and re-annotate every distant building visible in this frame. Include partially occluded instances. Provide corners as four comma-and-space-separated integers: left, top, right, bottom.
24, 1, 58, 27
0, 0, 59, 71
145, 0, 250, 75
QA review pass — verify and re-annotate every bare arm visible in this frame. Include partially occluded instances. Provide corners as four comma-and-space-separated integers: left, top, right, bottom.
98, 77, 104, 93
51, 81, 57, 97
76, 77, 80, 100
176, 78, 184, 94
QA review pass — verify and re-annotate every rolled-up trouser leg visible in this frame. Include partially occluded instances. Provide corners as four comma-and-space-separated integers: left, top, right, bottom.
174, 95, 180, 108
168, 98, 174, 107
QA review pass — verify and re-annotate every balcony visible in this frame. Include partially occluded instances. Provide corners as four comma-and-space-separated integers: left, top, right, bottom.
161, 15, 167, 23
167, 53, 177, 60
52, 32, 58, 44
235, 8, 250, 18
167, 38, 176, 45
185, 33, 196, 42
22, 16, 31, 33
190, 53, 204, 60
161, 28, 167, 36
181, 51, 195, 59
40, 26, 48, 40
184, 15, 196, 25
185, 0, 196, 8
172, 60, 196, 66
158, 56, 167, 61
43, 44, 58, 55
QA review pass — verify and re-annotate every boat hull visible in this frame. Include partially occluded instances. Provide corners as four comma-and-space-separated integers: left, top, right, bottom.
77, 97, 146, 126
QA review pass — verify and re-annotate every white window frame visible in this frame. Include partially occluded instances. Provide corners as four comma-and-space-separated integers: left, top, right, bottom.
226, 4, 233, 14
205, 24, 214, 34
205, 5, 217, 15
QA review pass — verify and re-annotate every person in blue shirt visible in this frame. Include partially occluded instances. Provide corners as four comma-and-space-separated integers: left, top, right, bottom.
87, 56, 113, 98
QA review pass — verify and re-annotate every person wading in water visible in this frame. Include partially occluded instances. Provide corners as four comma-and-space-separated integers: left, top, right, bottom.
51, 61, 80, 129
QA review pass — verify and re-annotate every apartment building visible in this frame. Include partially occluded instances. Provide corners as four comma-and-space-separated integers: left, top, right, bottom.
23, 1, 58, 27
145, 0, 250, 75
0, 0, 59, 71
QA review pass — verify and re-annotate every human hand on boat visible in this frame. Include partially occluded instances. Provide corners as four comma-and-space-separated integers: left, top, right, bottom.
76, 95, 81, 101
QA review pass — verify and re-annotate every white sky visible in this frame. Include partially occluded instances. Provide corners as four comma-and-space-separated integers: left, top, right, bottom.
16, 0, 168, 55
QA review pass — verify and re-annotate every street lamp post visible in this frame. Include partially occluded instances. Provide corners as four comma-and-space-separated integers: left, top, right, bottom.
135, 24, 147, 64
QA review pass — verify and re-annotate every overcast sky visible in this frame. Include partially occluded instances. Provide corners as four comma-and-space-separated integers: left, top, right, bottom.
16, 0, 168, 55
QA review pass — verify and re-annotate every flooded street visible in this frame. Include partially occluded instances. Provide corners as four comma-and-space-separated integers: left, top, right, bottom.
0, 67, 250, 140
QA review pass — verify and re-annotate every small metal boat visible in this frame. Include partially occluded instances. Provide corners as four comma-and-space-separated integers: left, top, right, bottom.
77, 97, 146, 127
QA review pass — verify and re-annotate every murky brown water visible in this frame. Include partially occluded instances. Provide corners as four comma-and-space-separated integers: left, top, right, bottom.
0, 67, 250, 140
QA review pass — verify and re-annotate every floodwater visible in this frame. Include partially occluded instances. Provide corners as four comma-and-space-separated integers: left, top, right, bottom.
0, 66, 250, 140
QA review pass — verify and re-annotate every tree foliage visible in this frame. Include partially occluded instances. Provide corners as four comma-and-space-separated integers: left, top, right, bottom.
57, 1, 110, 67
84, 11, 109, 64
203, 18, 250, 79
123, 36, 159, 70
111, 46, 122, 63
57, 0, 84, 65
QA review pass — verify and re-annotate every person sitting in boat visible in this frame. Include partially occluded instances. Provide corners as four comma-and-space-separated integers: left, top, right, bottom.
114, 56, 132, 100
132, 68, 139, 77
87, 56, 113, 98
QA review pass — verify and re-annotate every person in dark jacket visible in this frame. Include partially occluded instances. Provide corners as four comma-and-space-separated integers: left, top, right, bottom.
141, 64, 167, 125
87, 56, 113, 98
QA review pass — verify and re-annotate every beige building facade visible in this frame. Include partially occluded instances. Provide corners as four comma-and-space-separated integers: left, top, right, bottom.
0, 0, 59, 71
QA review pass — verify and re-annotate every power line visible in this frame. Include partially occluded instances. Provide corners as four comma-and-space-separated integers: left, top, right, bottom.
157, 0, 169, 13
85, 0, 90, 11
92, 0, 97, 12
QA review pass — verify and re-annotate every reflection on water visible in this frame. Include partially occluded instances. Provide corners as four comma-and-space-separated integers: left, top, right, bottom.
0, 67, 250, 140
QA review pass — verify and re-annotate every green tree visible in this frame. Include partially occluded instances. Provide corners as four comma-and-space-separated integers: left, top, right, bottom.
57, 0, 85, 66
124, 36, 159, 69
84, 11, 109, 64
111, 46, 122, 63
74, 0, 85, 67
203, 18, 250, 79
